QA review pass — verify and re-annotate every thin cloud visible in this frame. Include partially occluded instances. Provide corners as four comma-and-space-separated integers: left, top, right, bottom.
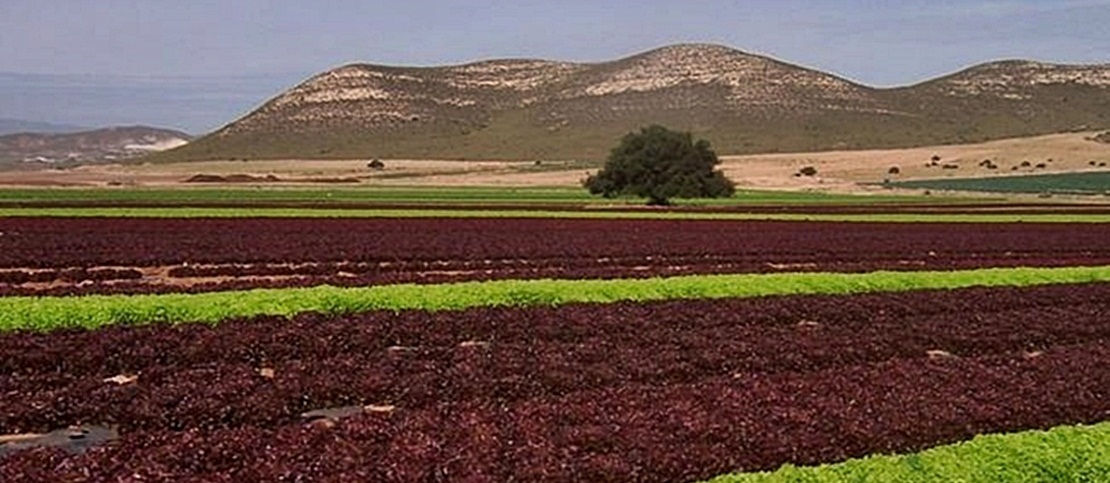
923, 0, 1110, 18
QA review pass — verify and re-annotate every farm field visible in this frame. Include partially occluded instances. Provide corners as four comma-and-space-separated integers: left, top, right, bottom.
5, 206, 1110, 224
2, 283, 1109, 480
2, 218, 1110, 296
3, 132, 1107, 195
5, 185, 1110, 221
0, 185, 956, 207
889, 171, 1110, 195
710, 422, 1110, 482
7, 3, 1110, 480
1, 208, 1108, 481
5, 185, 1110, 218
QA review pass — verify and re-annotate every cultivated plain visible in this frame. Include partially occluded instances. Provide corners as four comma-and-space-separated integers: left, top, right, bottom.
1, 43, 1109, 482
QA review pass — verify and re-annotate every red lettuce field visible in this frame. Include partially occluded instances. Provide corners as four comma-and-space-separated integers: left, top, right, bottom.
2, 217, 1109, 295
2, 283, 1108, 481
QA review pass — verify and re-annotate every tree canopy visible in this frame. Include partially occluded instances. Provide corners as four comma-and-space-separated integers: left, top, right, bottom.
584, 125, 735, 205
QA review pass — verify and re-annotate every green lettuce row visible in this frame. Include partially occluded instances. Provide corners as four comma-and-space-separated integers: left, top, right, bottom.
703, 421, 1110, 483
1, 206, 1110, 222
3, 265, 1110, 332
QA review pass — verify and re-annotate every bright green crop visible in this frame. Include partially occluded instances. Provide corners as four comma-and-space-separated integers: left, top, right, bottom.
1, 206, 1109, 222
2, 265, 1109, 332
704, 421, 1110, 483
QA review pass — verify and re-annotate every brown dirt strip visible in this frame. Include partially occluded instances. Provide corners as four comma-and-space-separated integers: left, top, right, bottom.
1, 284, 1108, 481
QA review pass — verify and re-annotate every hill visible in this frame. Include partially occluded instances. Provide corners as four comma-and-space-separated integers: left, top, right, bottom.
0, 118, 86, 136
0, 126, 192, 164
155, 44, 1110, 161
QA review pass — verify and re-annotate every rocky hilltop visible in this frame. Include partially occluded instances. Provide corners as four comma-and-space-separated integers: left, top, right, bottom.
0, 126, 192, 164
160, 44, 1110, 161
932, 61, 1110, 97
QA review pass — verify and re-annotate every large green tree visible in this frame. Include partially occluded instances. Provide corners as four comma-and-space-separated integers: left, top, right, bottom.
584, 125, 735, 205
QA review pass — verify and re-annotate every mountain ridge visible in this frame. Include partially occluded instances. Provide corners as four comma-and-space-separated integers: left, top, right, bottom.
1, 126, 193, 164
0, 118, 87, 136
157, 43, 1110, 161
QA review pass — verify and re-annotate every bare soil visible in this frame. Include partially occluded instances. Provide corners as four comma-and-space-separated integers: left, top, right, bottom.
717, 132, 1110, 193
0, 132, 1106, 195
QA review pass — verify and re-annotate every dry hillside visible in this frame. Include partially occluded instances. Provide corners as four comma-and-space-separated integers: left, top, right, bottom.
1, 126, 191, 164
153, 44, 1110, 161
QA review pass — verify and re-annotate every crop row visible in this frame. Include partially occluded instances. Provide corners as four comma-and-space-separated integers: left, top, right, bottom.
0, 267, 142, 286
2, 346, 1106, 482
6, 199, 1110, 215
2, 218, 1109, 270
4, 266, 1110, 332
5, 206, 1110, 223
4, 283, 1107, 432
1, 284, 1107, 481
4, 251, 1101, 297
707, 422, 1110, 483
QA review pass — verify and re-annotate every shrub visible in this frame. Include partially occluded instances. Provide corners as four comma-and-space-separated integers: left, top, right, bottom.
584, 125, 734, 205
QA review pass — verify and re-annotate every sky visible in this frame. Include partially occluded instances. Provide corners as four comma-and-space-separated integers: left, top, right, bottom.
1, 0, 1107, 134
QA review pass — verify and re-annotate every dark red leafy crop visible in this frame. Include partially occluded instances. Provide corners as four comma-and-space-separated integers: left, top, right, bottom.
1, 217, 1109, 295
1, 283, 1108, 481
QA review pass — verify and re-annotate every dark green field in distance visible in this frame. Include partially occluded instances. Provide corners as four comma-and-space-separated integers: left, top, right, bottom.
889, 172, 1110, 195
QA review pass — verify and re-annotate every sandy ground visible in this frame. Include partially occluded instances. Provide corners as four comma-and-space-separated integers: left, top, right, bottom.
717, 132, 1110, 193
0, 132, 1107, 194
0, 159, 531, 187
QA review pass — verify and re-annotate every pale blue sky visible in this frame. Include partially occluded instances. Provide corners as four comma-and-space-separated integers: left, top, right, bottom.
1, 0, 1107, 133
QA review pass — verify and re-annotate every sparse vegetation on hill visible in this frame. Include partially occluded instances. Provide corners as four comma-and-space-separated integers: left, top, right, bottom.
1, 126, 191, 164
149, 44, 1110, 162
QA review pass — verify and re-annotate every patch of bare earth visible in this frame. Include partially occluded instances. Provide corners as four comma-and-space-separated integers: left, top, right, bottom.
717, 131, 1110, 194
0, 261, 527, 293
0, 132, 1106, 196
